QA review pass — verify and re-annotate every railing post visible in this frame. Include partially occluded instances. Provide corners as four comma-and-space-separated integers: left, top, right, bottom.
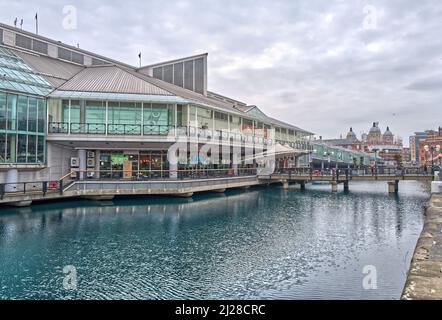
42, 181, 47, 196
59, 179, 63, 195
23, 182, 26, 194
0, 184, 4, 200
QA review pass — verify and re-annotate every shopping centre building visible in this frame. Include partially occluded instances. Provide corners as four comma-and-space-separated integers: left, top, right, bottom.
0, 22, 369, 185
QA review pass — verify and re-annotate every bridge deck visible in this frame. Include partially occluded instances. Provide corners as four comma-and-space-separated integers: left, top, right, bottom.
0, 176, 261, 206
258, 174, 433, 182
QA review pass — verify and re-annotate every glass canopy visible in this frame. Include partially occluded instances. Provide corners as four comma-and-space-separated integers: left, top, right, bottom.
0, 46, 53, 96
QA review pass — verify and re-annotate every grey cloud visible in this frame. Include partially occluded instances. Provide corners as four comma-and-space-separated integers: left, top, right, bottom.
1, 0, 441, 144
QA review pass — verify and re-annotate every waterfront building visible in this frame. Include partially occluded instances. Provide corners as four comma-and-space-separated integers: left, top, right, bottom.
417, 127, 442, 167
0, 22, 374, 186
409, 128, 441, 167
0, 22, 317, 184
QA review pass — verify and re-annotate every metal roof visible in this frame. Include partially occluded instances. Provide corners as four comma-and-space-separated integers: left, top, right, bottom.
138, 53, 208, 70
125, 68, 245, 114
0, 23, 135, 69
49, 90, 189, 104
57, 65, 173, 96
12, 49, 84, 87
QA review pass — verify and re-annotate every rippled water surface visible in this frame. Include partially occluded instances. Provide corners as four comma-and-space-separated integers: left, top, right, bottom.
0, 181, 428, 299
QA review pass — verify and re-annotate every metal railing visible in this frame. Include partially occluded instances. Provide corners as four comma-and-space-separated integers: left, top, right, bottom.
269, 167, 433, 180
0, 180, 59, 200
0, 168, 258, 199
47, 122, 279, 145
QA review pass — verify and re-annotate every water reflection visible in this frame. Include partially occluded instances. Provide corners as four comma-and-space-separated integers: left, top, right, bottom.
0, 181, 428, 300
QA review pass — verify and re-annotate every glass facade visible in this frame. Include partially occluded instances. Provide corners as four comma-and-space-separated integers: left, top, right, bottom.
0, 91, 45, 163
0, 47, 53, 96
99, 151, 168, 179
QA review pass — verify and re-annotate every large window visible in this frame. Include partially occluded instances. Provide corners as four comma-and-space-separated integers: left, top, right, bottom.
143, 103, 172, 134
85, 101, 105, 124
0, 91, 46, 164
197, 107, 212, 129
108, 102, 141, 134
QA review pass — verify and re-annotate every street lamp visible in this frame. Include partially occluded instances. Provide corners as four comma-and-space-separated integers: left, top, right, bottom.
424, 144, 441, 174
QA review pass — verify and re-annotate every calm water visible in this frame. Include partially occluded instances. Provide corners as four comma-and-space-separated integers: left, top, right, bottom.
0, 181, 428, 300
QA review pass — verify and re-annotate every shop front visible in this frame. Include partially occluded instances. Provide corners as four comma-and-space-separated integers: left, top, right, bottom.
98, 150, 169, 179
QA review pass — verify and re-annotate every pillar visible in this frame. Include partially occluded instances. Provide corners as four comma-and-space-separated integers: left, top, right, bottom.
388, 181, 399, 194
5, 169, 18, 192
343, 181, 349, 192
282, 180, 289, 190
300, 180, 306, 190
78, 149, 87, 180
330, 181, 338, 192
168, 148, 178, 179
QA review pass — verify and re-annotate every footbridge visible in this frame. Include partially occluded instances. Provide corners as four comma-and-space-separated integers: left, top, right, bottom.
258, 168, 434, 193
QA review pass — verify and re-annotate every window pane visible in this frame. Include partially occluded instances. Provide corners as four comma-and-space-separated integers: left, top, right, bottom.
37, 135, 44, 163
16, 34, 32, 50
0, 133, 5, 163
27, 135, 37, 163
120, 102, 140, 125
71, 52, 84, 64
17, 134, 27, 163
6, 93, 17, 131
107, 102, 120, 125
37, 99, 45, 133
32, 39, 48, 54
58, 47, 71, 61
17, 96, 28, 131
61, 100, 69, 123
70, 100, 80, 123
28, 97, 37, 132
85, 101, 105, 123
6, 134, 16, 162
0, 91, 6, 130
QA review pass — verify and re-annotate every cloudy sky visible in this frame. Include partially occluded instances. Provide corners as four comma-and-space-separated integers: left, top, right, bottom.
1, 0, 441, 144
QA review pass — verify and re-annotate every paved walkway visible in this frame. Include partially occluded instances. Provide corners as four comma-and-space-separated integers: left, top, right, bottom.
402, 194, 442, 299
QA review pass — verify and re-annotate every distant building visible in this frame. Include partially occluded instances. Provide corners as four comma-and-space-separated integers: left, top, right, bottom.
417, 127, 442, 167
409, 129, 440, 165
323, 122, 404, 167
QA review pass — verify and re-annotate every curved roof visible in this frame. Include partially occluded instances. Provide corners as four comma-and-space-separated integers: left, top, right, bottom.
384, 126, 393, 136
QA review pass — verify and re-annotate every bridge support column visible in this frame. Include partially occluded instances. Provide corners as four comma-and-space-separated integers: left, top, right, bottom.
343, 181, 349, 192
330, 181, 338, 192
388, 181, 399, 194
282, 180, 289, 190
300, 181, 306, 190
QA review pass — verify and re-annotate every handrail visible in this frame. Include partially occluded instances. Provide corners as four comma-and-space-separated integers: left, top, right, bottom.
48, 122, 316, 147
